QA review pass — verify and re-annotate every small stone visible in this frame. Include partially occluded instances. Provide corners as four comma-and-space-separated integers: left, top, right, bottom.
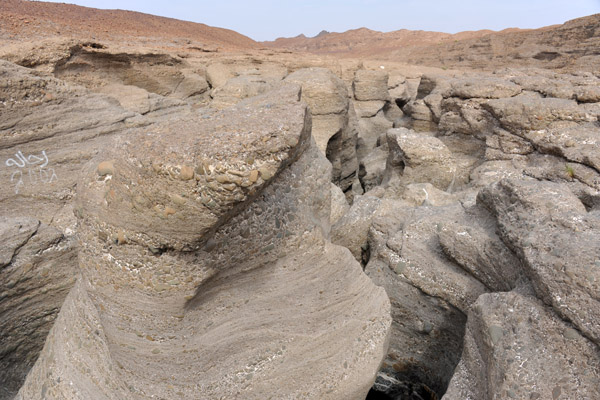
152, 348, 160, 354
286, 136, 298, 147
97, 161, 114, 176
155, 283, 170, 292
489, 325, 503, 345
564, 327, 580, 340
216, 174, 231, 184
170, 194, 186, 206
179, 165, 194, 181
249, 170, 259, 183
164, 207, 176, 216
552, 386, 561, 399
259, 167, 273, 181
420, 321, 434, 334
117, 230, 127, 245
395, 261, 407, 275
261, 244, 275, 253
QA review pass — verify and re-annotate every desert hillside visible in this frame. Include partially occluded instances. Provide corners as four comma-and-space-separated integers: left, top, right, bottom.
0, 0, 258, 50
264, 26, 525, 55
265, 14, 600, 70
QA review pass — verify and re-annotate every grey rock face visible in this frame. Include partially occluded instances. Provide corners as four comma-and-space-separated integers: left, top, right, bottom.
522, 122, 600, 172
364, 200, 486, 398
366, 258, 466, 399
353, 69, 390, 102
0, 60, 136, 231
385, 128, 457, 191
330, 183, 350, 225
331, 195, 382, 263
438, 208, 527, 292
478, 179, 600, 346
16, 85, 391, 400
357, 110, 393, 162
210, 75, 279, 109
0, 217, 77, 400
285, 68, 359, 193
359, 146, 388, 193
443, 291, 600, 400
482, 96, 594, 133
445, 76, 522, 99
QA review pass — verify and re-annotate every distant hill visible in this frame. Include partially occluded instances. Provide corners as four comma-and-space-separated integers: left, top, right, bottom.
0, 0, 258, 50
265, 26, 508, 56
264, 14, 600, 70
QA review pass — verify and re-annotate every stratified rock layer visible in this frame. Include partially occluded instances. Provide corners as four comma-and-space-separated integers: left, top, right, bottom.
0, 217, 77, 400
16, 84, 391, 399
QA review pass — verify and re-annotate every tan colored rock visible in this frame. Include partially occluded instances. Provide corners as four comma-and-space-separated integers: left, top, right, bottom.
385, 128, 457, 191
353, 69, 389, 101
445, 76, 522, 99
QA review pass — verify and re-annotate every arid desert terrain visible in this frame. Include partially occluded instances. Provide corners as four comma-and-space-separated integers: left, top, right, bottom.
1, 1, 600, 399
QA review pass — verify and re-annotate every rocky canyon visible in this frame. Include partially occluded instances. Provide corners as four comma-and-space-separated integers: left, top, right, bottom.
1, 1, 599, 399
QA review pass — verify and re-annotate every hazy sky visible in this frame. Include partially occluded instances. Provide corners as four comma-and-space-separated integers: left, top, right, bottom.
43, 0, 600, 41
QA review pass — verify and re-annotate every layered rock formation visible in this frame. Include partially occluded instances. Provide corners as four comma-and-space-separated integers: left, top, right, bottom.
2, 4, 600, 400
2, 62, 391, 399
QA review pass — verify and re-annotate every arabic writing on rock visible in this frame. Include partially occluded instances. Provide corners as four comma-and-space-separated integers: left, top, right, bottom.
5, 150, 58, 194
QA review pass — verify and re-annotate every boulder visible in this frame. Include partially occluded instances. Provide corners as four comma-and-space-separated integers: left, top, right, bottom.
331, 195, 382, 263
285, 68, 349, 116
575, 85, 600, 103
511, 74, 576, 99
522, 122, 600, 172
210, 75, 278, 109
378, 204, 488, 314
445, 76, 522, 99
384, 128, 457, 191
438, 208, 528, 292
444, 292, 600, 400
359, 147, 388, 193
353, 69, 390, 101
478, 179, 600, 346
482, 96, 594, 133
353, 100, 386, 118
438, 98, 495, 137
285, 68, 359, 192
485, 127, 535, 159
170, 70, 210, 100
